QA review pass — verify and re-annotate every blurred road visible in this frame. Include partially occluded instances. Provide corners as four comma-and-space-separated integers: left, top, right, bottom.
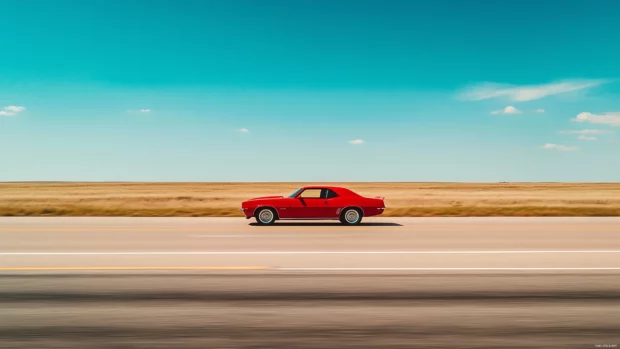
1, 217, 619, 348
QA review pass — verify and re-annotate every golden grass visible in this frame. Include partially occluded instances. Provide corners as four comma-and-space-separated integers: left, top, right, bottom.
1, 182, 620, 217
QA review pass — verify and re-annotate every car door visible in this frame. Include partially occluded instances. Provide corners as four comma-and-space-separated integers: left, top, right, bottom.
295, 188, 325, 218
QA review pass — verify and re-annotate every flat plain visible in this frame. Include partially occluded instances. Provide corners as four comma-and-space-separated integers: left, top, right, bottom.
1, 182, 620, 217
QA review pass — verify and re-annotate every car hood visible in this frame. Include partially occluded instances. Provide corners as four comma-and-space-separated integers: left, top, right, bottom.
247, 195, 285, 201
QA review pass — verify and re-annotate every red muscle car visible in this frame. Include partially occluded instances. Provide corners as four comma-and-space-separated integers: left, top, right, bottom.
241, 186, 386, 225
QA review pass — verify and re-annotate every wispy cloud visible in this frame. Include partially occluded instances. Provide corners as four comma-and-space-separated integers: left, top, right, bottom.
348, 139, 364, 145
571, 112, 620, 127
535, 109, 545, 113
4, 106, 26, 112
459, 79, 607, 102
238, 128, 250, 133
490, 106, 521, 115
560, 129, 612, 135
127, 109, 152, 113
578, 135, 598, 141
0, 105, 26, 117
541, 143, 579, 151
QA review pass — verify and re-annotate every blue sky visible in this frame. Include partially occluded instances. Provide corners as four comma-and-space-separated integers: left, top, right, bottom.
1, 0, 619, 181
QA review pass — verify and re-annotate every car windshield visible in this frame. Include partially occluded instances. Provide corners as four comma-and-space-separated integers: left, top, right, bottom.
288, 187, 303, 198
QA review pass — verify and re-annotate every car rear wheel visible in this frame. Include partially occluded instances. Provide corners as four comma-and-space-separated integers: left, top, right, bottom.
255, 207, 276, 225
340, 208, 362, 225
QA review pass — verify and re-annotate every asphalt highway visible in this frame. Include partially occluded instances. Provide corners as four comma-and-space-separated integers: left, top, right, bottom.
1, 217, 619, 348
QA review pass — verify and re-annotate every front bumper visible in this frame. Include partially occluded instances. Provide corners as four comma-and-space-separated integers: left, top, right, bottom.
240, 207, 252, 218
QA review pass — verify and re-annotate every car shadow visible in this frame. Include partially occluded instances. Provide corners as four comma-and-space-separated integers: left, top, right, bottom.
249, 222, 403, 227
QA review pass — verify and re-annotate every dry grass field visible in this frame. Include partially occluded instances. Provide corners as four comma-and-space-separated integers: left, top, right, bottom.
1, 182, 620, 217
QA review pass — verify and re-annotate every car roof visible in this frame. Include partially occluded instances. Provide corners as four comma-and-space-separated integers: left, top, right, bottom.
300, 186, 359, 196
302, 185, 344, 190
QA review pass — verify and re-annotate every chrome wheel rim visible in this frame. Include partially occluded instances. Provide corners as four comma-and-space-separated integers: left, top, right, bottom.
344, 209, 359, 223
258, 209, 274, 223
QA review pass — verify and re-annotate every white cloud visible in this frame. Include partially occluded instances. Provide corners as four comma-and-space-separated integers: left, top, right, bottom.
535, 109, 545, 113
139, 109, 151, 113
348, 139, 364, 145
541, 143, 579, 151
571, 112, 620, 127
4, 105, 26, 112
238, 128, 250, 133
490, 106, 521, 115
578, 135, 598, 141
560, 129, 612, 135
1, 105, 26, 116
459, 79, 607, 102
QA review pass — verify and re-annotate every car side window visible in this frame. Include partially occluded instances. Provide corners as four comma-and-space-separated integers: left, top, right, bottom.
299, 189, 322, 198
325, 189, 339, 199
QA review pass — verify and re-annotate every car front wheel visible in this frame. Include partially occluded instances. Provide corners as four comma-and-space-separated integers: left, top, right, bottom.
340, 208, 362, 225
255, 208, 276, 225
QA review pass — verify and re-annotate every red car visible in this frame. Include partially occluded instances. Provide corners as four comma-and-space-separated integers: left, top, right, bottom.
241, 186, 386, 225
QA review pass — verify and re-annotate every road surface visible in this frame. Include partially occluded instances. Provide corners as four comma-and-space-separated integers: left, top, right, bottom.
1, 217, 619, 348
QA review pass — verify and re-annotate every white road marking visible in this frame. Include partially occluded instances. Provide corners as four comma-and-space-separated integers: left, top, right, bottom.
277, 267, 620, 271
189, 234, 355, 238
2, 250, 620, 256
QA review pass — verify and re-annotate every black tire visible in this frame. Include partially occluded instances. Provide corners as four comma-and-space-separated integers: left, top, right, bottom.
255, 207, 277, 225
340, 208, 363, 225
